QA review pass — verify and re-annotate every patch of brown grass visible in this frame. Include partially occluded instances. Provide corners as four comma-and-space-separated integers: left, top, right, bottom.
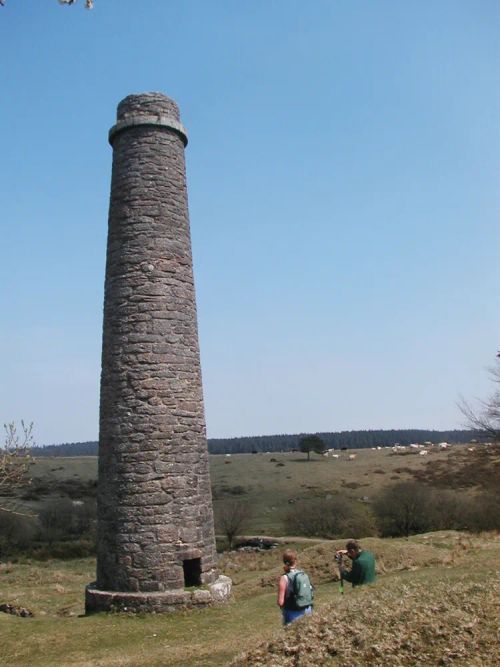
222, 533, 488, 600
231, 575, 500, 666
412, 444, 500, 491
286, 535, 476, 583
2, 533, 499, 666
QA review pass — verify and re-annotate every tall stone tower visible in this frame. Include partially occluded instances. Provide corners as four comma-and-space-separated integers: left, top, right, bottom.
86, 93, 230, 613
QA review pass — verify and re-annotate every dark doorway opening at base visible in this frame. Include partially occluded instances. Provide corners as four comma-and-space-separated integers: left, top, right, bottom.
183, 558, 202, 587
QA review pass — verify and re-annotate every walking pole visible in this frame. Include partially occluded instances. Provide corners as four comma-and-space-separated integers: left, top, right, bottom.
335, 552, 344, 595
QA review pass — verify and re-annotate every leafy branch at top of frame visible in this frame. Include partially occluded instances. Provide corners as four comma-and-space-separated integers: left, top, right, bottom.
0, 1, 94, 8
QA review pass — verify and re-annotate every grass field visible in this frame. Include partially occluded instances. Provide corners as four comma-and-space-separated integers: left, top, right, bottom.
211, 446, 452, 534
1, 532, 499, 666
18, 443, 498, 535
2, 445, 499, 664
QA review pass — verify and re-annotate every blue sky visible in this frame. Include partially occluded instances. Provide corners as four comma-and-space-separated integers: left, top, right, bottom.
1, 1, 498, 445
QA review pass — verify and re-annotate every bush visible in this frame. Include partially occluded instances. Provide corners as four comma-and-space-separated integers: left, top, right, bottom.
38, 498, 75, 543
71, 498, 97, 536
0, 495, 97, 558
373, 482, 500, 537
225, 485, 246, 496
285, 495, 377, 539
28, 538, 96, 560
373, 483, 434, 537
38, 497, 96, 543
461, 491, 500, 532
0, 510, 37, 557
423, 490, 471, 532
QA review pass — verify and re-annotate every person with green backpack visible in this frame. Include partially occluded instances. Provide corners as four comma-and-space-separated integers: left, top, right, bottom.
277, 548, 314, 625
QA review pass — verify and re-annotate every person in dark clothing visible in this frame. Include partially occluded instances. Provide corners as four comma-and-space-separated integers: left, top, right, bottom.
335, 539, 376, 587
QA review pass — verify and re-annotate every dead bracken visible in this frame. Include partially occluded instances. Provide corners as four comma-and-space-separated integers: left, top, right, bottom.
231, 576, 500, 666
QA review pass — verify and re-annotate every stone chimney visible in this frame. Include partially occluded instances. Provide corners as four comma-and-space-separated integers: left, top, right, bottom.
86, 93, 231, 613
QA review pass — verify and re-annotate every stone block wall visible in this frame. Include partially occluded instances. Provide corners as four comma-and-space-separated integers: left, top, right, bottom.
93, 93, 218, 600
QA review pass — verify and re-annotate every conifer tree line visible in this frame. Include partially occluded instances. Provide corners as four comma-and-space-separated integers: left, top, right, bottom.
33, 429, 476, 457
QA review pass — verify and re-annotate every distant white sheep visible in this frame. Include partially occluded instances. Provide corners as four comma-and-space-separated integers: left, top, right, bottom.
348, 454, 356, 460
419, 450, 428, 456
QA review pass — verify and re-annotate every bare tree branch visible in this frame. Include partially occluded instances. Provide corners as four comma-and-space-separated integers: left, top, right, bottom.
0, 421, 34, 514
458, 357, 500, 442
216, 500, 252, 550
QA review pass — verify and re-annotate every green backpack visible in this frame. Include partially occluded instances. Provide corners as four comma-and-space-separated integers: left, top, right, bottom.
287, 569, 314, 609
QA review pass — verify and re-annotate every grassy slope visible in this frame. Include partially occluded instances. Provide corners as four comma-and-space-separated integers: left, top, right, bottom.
2, 444, 498, 664
232, 533, 500, 665
19, 443, 497, 535
1, 532, 499, 666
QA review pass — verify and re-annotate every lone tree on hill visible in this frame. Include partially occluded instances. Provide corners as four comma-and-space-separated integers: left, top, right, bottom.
459, 354, 500, 443
0, 421, 33, 514
298, 434, 326, 461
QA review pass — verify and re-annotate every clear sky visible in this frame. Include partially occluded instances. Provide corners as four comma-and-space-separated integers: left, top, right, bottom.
1, 1, 498, 445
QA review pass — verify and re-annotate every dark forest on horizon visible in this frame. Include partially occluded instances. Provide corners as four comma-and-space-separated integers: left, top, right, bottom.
33, 428, 477, 457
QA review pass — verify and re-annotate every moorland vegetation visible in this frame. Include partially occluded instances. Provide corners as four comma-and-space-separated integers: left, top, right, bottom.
0, 442, 499, 664
1, 532, 499, 665
1, 443, 499, 559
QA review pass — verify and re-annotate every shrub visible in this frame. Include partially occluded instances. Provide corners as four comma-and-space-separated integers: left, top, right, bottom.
38, 497, 96, 543
38, 498, 75, 543
51, 478, 97, 499
220, 485, 246, 496
461, 491, 500, 532
71, 498, 97, 536
20, 488, 42, 501
373, 483, 500, 537
0, 497, 97, 558
28, 538, 96, 560
285, 495, 377, 539
23, 479, 51, 497
0, 510, 37, 557
373, 482, 433, 537
423, 489, 473, 531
